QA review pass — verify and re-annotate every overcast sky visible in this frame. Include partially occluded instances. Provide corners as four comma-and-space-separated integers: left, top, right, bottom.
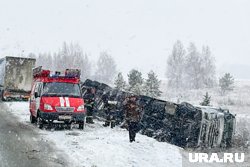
0, 0, 250, 78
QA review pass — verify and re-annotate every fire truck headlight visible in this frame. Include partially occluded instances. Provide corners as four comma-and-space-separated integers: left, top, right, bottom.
44, 104, 53, 110
77, 105, 85, 111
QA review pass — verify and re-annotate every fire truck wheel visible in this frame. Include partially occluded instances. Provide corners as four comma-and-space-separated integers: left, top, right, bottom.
0, 90, 2, 101
65, 122, 72, 130
37, 115, 44, 129
79, 121, 84, 130
0, 90, 5, 101
30, 114, 37, 123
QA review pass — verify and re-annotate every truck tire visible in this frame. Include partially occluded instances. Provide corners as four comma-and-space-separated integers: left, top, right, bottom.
79, 121, 84, 130
0, 91, 2, 101
30, 114, 37, 123
37, 113, 44, 129
37, 117, 44, 129
0, 89, 4, 101
65, 121, 72, 130
1, 90, 7, 101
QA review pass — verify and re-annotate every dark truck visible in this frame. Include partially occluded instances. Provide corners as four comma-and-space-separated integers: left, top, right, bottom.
0, 56, 36, 101
81, 79, 236, 149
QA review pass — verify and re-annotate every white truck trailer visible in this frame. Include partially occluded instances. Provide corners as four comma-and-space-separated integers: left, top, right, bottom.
0, 56, 36, 101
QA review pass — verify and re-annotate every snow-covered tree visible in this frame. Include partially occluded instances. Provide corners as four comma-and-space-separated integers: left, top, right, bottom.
58, 42, 92, 80
36, 52, 54, 70
114, 72, 126, 90
166, 41, 217, 89
144, 70, 162, 98
37, 42, 92, 80
56, 42, 71, 70
185, 43, 203, 89
200, 92, 211, 106
127, 69, 143, 95
69, 45, 91, 81
200, 46, 216, 88
94, 52, 117, 84
219, 73, 234, 95
130, 84, 143, 95
166, 40, 186, 88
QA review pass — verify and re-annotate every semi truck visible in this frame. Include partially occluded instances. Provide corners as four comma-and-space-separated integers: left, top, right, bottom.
82, 79, 236, 148
0, 56, 36, 101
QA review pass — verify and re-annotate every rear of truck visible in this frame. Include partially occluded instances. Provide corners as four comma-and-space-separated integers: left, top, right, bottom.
0, 56, 36, 101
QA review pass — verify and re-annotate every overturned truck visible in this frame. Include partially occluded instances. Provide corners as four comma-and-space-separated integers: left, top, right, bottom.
82, 79, 236, 148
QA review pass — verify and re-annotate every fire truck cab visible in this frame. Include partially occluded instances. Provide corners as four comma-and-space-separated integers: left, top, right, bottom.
29, 66, 86, 129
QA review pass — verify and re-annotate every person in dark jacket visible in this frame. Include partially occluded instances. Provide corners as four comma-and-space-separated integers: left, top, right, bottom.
102, 90, 118, 128
124, 95, 141, 142
84, 88, 96, 124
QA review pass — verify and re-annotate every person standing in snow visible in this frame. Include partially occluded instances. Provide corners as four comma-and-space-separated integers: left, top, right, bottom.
84, 87, 96, 124
102, 90, 118, 128
124, 95, 141, 142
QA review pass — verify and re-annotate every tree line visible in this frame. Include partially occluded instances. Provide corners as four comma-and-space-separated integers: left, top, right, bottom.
30, 42, 117, 82
30, 42, 162, 98
29, 41, 234, 99
114, 70, 162, 98
166, 40, 216, 89
166, 40, 234, 95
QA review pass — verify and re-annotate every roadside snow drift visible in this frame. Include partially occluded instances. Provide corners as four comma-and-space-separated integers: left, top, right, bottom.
6, 102, 182, 167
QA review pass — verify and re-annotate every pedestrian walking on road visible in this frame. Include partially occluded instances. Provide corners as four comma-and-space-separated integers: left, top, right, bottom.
124, 95, 141, 142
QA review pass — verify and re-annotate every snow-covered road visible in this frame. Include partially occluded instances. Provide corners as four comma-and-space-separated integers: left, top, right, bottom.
6, 102, 183, 167
0, 102, 68, 167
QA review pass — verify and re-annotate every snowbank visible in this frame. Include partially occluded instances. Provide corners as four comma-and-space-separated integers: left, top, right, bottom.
6, 102, 182, 167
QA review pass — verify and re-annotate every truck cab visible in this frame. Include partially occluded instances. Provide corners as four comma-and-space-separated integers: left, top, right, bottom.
29, 67, 86, 129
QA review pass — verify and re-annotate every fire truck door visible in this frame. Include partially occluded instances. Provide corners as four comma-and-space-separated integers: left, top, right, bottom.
33, 82, 43, 117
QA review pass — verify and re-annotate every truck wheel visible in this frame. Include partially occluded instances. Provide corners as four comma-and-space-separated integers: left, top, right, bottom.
37, 116, 44, 129
79, 121, 84, 130
30, 114, 37, 123
111, 122, 115, 129
0, 90, 4, 101
65, 122, 72, 130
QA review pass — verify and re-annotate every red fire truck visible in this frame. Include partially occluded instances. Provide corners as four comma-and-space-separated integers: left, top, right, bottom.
29, 66, 86, 129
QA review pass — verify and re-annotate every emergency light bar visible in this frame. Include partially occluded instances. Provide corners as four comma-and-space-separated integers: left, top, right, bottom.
65, 69, 81, 78
33, 66, 81, 79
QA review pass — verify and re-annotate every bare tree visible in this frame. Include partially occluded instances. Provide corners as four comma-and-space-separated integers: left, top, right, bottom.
36, 52, 54, 70
201, 46, 216, 88
185, 43, 203, 89
166, 40, 186, 88
37, 42, 92, 80
94, 52, 117, 84
58, 42, 92, 80
166, 41, 217, 89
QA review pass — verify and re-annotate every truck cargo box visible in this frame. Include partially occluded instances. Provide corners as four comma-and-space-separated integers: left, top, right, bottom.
0, 56, 36, 100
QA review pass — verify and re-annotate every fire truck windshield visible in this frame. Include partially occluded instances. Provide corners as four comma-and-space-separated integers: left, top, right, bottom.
42, 82, 81, 97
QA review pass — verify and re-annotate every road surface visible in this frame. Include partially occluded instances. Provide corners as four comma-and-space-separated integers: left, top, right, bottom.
0, 102, 68, 167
